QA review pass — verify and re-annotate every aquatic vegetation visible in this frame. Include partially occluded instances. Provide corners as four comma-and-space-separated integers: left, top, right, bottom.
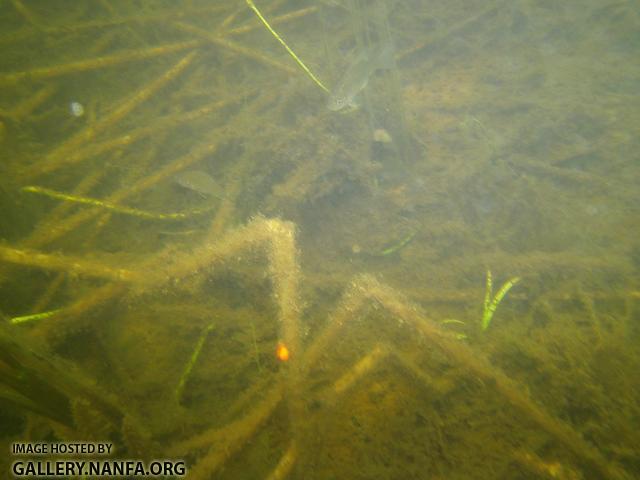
481, 270, 520, 331
246, 0, 328, 93
0, 215, 626, 479
175, 323, 215, 403
22, 185, 213, 220
377, 230, 416, 256
9, 308, 62, 325
0, 1, 637, 479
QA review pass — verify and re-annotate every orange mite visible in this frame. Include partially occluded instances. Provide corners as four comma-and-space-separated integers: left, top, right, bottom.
276, 342, 290, 362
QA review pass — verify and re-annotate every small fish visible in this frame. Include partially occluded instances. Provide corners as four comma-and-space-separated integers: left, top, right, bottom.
174, 170, 222, 198
327, 43, 395, 111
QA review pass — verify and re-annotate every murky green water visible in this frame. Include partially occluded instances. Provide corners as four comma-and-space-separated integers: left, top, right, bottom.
1, 1, 638, 479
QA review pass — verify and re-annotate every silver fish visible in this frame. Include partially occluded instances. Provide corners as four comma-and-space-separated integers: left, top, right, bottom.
327, 43, 395, 111
174, 170, 222, 198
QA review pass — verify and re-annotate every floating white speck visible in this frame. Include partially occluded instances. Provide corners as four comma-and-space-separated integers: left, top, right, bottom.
69, 101, 84, 117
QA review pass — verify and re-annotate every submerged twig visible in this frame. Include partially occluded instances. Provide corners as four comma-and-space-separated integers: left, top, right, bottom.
0, 40, 202, 87
0, 245, 138, 282
173, 21, 297, 74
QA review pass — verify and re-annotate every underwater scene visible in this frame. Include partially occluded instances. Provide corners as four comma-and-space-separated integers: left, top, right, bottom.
0, 0, 639, 479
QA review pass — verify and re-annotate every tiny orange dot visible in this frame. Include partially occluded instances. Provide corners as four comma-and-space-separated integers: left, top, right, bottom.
276, 342, 290, 362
